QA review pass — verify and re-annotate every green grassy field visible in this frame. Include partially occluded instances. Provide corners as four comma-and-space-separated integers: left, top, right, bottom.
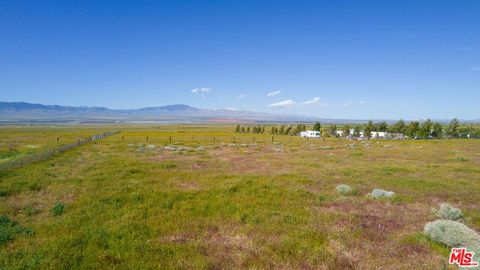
1, 125, 479, 269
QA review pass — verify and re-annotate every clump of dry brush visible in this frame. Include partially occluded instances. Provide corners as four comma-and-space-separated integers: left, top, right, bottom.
424, 203, 480, 269
433, 203, 464, 221
336, 184, 354, 195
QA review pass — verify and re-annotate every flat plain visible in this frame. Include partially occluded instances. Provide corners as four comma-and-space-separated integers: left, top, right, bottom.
1, 125, 479, 269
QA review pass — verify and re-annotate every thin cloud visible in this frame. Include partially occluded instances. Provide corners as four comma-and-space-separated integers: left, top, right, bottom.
267, 90, 281, 97
268, 99, 296, 108
302, 97, 329, 107
237, 94, 246, 99
191, 87, 212, 94
468, 67, 480, 71
460, 46, 477, 51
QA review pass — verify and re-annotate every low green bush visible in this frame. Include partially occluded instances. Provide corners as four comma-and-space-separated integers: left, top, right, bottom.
52, 202, 65, 216
0, 215, 33, 245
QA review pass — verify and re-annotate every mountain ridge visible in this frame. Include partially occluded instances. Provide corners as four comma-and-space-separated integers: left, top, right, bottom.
0, 101, 312, 123
1, 101, 477, 124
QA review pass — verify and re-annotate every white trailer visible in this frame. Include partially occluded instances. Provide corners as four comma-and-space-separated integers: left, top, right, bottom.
300, 130, 321, 138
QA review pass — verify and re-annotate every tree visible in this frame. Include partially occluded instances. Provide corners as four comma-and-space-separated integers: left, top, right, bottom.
363, 120, 374, 139
418, 119, 433, 138
431, 122, 443, 138
294, 124, 305, 135
285, 126, 293, 135
279, 125, 285, 135
459, 125, 474, 138
235, 125, 240, 133
261, 126, 265, 134
448, 118, 460, 137
328, 124, 337, 136
391, 119, 406, 134
378, 121, 388, 132
342, 124, 351, 137
353, 126, 361, 137
270, 126, 276, 135
313, 122, 321, 131
246, 127, 250, 133
241, 127, 245, 133
405, 121, 420, 138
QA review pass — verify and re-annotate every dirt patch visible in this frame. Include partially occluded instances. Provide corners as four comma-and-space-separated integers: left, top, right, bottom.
200, 225, 259, 269
318, 200, 444, 269
324, 200, 429, 240
149, 145, 293, 175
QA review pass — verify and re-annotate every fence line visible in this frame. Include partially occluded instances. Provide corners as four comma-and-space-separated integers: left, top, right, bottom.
0, 131, 121, 171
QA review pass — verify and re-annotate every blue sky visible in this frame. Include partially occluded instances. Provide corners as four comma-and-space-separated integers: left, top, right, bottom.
1, 0, 479, 119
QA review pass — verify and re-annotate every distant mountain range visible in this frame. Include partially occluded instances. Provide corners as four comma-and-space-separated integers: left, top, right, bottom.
0, 101, 321, 124
1, 102, 477, 124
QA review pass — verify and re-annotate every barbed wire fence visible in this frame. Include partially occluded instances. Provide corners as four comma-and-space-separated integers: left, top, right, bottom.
0, 131, 121, 171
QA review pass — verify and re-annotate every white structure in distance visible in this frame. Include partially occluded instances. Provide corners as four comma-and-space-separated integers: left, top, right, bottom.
300, 130, 321, 138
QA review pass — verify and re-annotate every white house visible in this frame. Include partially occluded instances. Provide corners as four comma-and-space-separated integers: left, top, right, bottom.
300, 130, 321, 138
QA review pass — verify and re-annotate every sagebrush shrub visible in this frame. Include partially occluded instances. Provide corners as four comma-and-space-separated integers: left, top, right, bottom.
370, 188, 395, 199
336, 184, 353, 195
424, 220, 480, 254
434, 203, 464, 221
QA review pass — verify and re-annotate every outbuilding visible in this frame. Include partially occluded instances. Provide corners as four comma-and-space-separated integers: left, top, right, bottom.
300, 130, 321, 138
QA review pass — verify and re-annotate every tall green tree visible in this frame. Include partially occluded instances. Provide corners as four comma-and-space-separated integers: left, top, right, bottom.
431, 122, 443, 138
285, 126, 293, 135
235, 124, 240, 133
363, 120, 374, 139
390, 119, 406, 133
417, 119, 432, 138
378, 121, 388, 132
353, 126, 361, 137
448, 118, 460, 137
405, 121, 420, 138
342, 124, 351, 137
313, 122, 321, 131
328, 124, 337, 136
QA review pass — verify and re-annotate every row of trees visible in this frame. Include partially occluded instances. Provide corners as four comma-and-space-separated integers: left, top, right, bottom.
235, 125, 265, 134
235, 119, 479, 139
235, 124, 308, 135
